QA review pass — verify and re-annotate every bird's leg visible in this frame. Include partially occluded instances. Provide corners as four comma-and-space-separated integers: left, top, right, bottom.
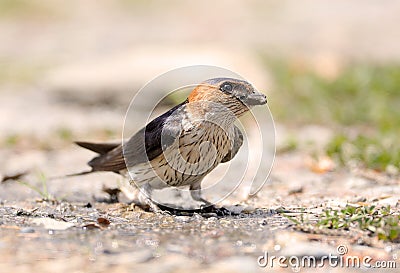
190, 181, 233, 216
189, 181, 212, 207
137, 184, 166, 213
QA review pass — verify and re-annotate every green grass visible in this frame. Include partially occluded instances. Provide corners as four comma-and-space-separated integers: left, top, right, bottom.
17, 172, 55, 202
0, 0, 58, 19
264, 58, 400, 170
326, 134, 400, 171
265, 59, 400, 131
4, 134, 19, 147
283, 205, 400, 242
317, 205, 400, 242
277, 136, 298, 154
0, 62, 50, 86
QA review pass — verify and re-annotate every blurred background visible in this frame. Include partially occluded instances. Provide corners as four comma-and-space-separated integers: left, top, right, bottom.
1, 0, 400, 198
1, 1, 400, 272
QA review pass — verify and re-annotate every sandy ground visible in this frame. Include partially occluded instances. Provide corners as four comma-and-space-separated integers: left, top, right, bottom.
1, 1, 400, 272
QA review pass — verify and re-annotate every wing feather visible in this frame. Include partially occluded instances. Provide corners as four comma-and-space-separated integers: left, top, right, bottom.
221, 125, 243, 163
86, 101, 186, 173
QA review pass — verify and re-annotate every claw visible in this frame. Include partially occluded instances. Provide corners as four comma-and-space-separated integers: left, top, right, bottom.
199, 204, 234, 216
131, 197, 236, 217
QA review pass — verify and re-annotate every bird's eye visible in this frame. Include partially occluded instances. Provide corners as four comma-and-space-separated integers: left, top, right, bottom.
221, 83, 232, 93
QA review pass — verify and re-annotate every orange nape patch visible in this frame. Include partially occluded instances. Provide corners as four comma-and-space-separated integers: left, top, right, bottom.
188, 84, 219, 103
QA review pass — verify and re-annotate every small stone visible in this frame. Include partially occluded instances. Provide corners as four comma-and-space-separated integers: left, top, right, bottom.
374, 196, 399, 207
174, 216, 191, 223
350, 196, 367, 203
31, 218, 75, 230
20, 227, 35, 233
225, 205, 245, 214
103, 249, 114, 255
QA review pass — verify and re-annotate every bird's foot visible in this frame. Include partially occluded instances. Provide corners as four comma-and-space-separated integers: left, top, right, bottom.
199, 204, 235, 216
142, 199, 174, 215
130, 198, 235, 217
153, 204, 234, 216
128, 198, 171, 215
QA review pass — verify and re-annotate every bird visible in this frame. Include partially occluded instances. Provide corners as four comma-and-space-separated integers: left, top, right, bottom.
75, 77, 267, 213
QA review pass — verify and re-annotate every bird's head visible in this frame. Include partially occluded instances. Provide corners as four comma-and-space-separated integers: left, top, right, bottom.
187, 77, 267, 118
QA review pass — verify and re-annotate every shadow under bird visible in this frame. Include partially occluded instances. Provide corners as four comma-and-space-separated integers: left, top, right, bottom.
75, 77, 267, 213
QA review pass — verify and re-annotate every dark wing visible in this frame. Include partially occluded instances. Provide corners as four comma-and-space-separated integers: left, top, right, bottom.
86, 145, 126, 172
74, 141, 125, 172
83, 101, 186, 173
221, 125, 243, 163
123, 103, 184, 168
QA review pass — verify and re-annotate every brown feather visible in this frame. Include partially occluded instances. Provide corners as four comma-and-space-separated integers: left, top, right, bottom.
87, 145, 126, 172
75, 141, 125, 173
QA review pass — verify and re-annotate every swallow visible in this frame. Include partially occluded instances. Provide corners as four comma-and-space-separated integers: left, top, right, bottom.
75, 77, 267, 213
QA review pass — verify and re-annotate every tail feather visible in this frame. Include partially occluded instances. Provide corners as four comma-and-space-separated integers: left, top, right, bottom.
50, 141, 122, 180
75, 141, 120, 155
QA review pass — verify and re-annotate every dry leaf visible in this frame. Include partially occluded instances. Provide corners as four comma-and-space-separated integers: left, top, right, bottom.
97, 217, 110, 226
82, 223, 101, 230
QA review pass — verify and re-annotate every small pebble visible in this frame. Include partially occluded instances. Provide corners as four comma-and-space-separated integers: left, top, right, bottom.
103, 249, 114, 255
20, 227, 35, 233
350, 196, 367, 203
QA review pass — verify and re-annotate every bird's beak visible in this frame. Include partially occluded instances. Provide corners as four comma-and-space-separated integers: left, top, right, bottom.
242, 92, 267, 106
